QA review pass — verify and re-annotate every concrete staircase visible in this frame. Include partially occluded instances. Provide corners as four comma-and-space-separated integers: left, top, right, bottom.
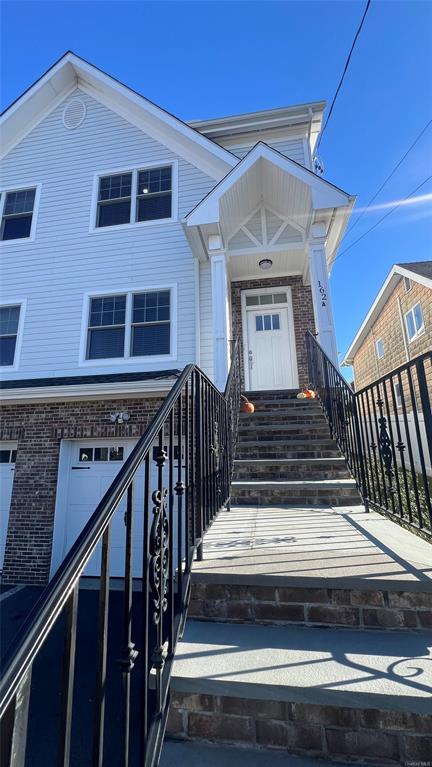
230, 390, 362, 507
165, 390, 432, 764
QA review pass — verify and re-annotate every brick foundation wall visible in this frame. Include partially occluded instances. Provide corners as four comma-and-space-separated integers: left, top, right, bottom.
0, 396, 163, 585
353, 279, 432, 392
230, 276, 315, 390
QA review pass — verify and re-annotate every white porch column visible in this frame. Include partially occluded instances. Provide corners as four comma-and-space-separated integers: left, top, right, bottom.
210, 249, 230, 391
308, 225, 338, 366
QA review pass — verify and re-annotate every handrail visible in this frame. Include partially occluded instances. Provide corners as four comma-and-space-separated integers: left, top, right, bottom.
306, 330, 432, 538
1, 339, 242, 766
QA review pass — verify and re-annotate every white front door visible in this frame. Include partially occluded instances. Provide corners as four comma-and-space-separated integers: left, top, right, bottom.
0, 443, 17, 569
244, 289, 298, 390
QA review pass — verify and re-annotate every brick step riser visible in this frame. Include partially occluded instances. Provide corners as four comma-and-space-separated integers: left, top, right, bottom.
251, 403, 322, 412
233, 466, 352, 481
235, 449, 341, 459
189, 582, 432, 630
238, 428, 331, 440
230, 490, 362, 506
167, 689, 432, 764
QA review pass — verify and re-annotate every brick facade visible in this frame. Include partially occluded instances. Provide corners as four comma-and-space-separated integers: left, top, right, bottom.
230, 275, 316, 390
1, 396, 163, 585
352, 279, 432, 391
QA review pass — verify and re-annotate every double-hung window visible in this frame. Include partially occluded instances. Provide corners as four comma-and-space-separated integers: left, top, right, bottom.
0, 304, 21, 366
376, 338, 384, 359
86, 290, 171, 360
95, 165, 173, 229
405, 302, 424, 342
1, 188, 37, 241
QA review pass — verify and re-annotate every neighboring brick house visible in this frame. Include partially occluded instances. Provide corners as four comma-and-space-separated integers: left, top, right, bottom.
343, 261, 432, 391
0, 52, 355, 584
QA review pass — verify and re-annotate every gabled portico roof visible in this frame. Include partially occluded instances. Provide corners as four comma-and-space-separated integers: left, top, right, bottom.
0, 52, 237, 178
186, 142, 355, 266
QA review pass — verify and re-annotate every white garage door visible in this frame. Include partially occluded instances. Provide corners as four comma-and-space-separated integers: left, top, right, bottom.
56, 439, 185, 578
0, 442, 17, 569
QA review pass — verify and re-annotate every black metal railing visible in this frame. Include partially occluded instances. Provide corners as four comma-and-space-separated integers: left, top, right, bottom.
0, 341, 241, 767
306, 330, 432, 538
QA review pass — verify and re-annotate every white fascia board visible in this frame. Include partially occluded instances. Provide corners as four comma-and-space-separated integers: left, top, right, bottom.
342, 269, 401, 365
0, 379, 175, 404
1, 53, 237, 178
186, 142, 352, 227
394, 265, 432, 290
189, 101, 326, 136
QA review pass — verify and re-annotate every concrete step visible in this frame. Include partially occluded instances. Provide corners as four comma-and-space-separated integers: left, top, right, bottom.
230, 480, 362, 507
235, 440, 340, 460
245, 390, 303, 401
168, 620, 432, 764
161, 739, 354, 767
233, 458, 352, 481
189, 577, 432, 630
240, 409, 326, 422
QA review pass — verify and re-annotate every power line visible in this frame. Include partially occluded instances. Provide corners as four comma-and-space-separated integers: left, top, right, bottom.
333, 174, 432, 265
343, 118, 432, 238
315, 0, 372, 154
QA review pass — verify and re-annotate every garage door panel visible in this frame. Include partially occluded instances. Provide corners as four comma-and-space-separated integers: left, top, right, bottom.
60, 440, 187, 578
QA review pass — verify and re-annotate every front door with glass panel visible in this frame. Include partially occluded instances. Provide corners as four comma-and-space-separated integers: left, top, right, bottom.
244, 289, 298, 391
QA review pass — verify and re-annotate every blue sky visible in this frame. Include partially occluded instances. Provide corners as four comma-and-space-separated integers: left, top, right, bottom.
2, 1, 431, 367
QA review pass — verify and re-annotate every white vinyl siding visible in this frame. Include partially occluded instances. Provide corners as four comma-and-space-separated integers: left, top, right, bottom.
220, 137, 307, 166
199, 262, 213, 379
0, 89, 216, 378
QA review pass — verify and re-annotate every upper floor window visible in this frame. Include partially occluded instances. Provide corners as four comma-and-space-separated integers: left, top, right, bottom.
1, 188, 36, 241
376, 338, 384, 359
86, 290, 171, 360
0, 304, 21, 366
95, 166, 173, 229
404, 276, 412, 293
405, 302, 424, 342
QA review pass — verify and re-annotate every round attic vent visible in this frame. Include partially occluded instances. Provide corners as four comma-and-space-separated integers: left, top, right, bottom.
62, 99, 86, 130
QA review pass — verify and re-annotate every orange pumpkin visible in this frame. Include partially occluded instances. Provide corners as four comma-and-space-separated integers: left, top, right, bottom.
242, 401, 255, 413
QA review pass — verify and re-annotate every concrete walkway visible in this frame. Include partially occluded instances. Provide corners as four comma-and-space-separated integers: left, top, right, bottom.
193, 505, 432, 588
161, 739, 356, 767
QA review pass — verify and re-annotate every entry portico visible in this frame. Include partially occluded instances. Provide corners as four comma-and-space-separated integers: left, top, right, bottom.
185, 142, 355, 391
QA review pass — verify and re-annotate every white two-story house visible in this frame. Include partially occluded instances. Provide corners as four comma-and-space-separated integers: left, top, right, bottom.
0, 52, 354, 584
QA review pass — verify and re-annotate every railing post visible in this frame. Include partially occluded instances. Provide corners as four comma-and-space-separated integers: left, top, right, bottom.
415, 357, 432, 467
195, 371, 204, 561
352, 395, 370, 512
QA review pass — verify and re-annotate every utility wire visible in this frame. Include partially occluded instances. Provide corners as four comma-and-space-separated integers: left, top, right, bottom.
343, 118, 432, 238
315, 0, 372, 154
333, 174, 432, 264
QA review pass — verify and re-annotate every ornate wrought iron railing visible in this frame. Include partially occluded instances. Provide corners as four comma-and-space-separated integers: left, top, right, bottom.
306, 331, 432, 538
0, 341, 241, 767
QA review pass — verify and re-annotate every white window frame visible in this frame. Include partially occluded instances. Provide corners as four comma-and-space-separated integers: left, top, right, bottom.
375, 338, 384, 359
404, 302, 425, 343
404, 276, 412, 293
78, 285, 177, 366
89, 161, 178, 233
0, 184, 41, 245
393, 380, 403, 409
0, 299, 27, 371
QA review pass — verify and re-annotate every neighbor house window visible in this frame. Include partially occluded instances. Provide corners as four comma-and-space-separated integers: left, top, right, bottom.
86, 290, 171, 359
376, 338, 384, 359
1, 188, 36, 240
404, 276, 412, 293
394, 381, 403, 408
0, 305, 21, 366
405, 302, 424, 342
95, 166, 172, 228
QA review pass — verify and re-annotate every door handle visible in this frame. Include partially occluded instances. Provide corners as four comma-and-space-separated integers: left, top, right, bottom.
248, 349, 253, 369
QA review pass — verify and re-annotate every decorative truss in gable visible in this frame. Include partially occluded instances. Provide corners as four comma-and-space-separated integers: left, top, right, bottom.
228, 206, 305, 253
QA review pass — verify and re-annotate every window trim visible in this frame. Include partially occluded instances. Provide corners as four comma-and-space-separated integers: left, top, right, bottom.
89, 161, 178, 233
0, 184, 41, 245
78, 285, 177, 366
404, 302, 425, 343
375, 337, 384, 359
0, 299, 27, 371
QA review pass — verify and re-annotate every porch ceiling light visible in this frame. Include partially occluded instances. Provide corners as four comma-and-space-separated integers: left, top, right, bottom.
259, 258, 273, 271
